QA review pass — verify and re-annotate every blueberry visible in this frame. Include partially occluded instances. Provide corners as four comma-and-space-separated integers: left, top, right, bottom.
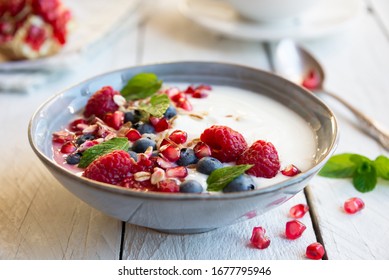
133, 122, 155, 134
180, 180, 203, 193
177, 148, 198, 166
66, 153, 81, 165
75, 134, 94, 146
132, 138, 157, 153
223, 175, 256, 193
124, 110, 141, 124
196, 157, 223, 175
128, 150, 138, 161
164, 105, 177, 119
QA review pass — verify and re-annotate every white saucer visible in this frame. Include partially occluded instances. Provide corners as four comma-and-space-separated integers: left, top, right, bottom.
0, 0, 149, 71
178, 0, 365, 41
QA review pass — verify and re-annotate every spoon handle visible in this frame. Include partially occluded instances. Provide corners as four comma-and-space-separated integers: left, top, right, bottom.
322, 89, 389, 150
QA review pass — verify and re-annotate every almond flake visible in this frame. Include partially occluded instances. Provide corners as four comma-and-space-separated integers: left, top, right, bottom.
134, 172, 151, 182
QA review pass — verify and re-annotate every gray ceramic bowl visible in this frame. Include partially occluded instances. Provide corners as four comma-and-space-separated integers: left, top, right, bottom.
28, 62, 338, 234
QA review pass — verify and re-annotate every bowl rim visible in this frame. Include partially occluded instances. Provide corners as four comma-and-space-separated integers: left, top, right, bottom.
28, 61, 339, 201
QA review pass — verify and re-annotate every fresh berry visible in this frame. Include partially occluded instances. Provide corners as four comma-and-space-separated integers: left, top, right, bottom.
132, 138, 157, 153
281, 164, 301, 177
196, 156, 222, 175
160, 144, 180, 162
169, 130, 187, 144
250, 226, 270, 249
200, 125, 247, 162
83, 150, 132, 185
133, 122, 155, 134
60, 142, 76, 154
306, 242, 325, 260
25, 25, 47, 51
180, 180, 203, 193
129, 153, 154, 174
344, 197, 365, 214
193, 142, 211, 159
125, 128, 142, 142
69, 118, 88, 132
285, 220, 306, 240
302, 69, 321, 90
128, 151, 138, 161
289, 204, 309, 219
103, 111, 124, 130
66, 153, 81, 165
165, 166, 188, 179
223, 174, 255, 193
163, 105, 177, 119
177, 148, 198, 166
150, 117, 169, 133
75, 134, 95, 146
83, 86, 120, 119
124, 110, 141, 124
157, 179, 180, 193
237, 140, 280, 178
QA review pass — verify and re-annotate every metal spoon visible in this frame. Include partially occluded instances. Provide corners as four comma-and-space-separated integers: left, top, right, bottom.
266, 39, 389, 151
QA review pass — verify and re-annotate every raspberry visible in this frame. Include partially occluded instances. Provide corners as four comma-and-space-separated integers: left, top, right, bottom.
200, 125, 247, 162
84, 86, 120, 119
237, 140, 280, 178
83, 150, 132, 185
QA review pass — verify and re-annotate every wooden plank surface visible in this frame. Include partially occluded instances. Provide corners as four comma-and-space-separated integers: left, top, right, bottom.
301, 1, 389, 259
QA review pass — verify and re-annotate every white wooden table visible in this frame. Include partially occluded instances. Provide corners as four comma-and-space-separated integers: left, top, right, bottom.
1, 0, 388, 260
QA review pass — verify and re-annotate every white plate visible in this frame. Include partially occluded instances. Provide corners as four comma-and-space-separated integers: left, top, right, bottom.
178, 0, 365, 41
0, 0, 147, 71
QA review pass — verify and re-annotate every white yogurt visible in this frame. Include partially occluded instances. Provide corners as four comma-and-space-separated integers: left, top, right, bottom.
170, 85, 317, 189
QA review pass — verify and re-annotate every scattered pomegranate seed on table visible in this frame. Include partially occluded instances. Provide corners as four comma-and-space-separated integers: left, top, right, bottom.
289, 204, 309, 219
344, 197, 365, 214
306, 242, 325, 260
285, 220, 307, 240
250, 226, 271, 249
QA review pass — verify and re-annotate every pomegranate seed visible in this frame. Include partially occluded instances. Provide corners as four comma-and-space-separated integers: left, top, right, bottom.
104, 111, 124, 130
60, 142, 76, 154
160, 138, 172, 147
302, 69, 321, 90
285, 220, 306, 240
306, 242, 325, 260
250, 227, 270, 249
160, 144, 180, 162
344, 197, 365, 214
164, 87, 180, 98
196, 84, 212, 91
281, 164, 301, 177
171, 92, 186, 103
125, 128, 142, 142
184, 85, 195, 94
176, 99, 192, 111
192, 91, 208, 98
69, 119, 88, 132
169, 130, 187, 144
289, 204, 309, 219
193, 142, 211, 159
149, 117, 170, 132
158, 179, 180, 193
166, 166, 188, 179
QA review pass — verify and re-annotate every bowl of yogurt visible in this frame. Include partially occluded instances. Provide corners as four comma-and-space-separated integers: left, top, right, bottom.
28, 62, 338, 233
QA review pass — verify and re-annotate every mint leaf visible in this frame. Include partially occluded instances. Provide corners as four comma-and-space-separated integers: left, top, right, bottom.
121, 73, 162, 100
352, 161, 377, 192
374, 155, 389, 180
78, 137, 129, 168
207, 165, 253, 192
139, 94, 170, 118
318, 153, 357, 178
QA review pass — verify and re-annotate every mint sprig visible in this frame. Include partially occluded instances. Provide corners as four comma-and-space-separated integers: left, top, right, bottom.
139, 94, 170, 118
121, 73, 162, 100
207, 165, 253, 192
319, 153, 389, 192
78, 137, 129, 168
